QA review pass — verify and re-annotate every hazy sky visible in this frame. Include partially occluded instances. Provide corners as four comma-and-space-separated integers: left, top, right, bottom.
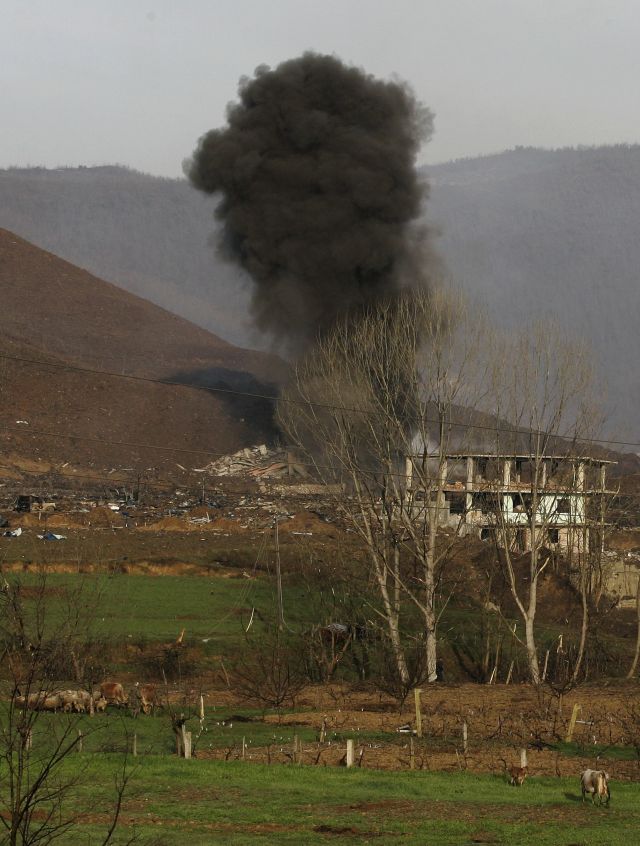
3, 0, 639, 177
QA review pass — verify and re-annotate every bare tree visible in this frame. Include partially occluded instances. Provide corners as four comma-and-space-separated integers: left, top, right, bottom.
278, 288, 494, 685
627, 570, 640, 679
0, 570, 132, 845
487, 324, 601, 685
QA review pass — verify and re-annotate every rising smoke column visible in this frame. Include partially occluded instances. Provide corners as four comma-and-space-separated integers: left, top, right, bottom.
187, 53, 435, 351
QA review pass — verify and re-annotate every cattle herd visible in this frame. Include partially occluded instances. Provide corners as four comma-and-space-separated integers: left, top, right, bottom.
14, 681, 158, 716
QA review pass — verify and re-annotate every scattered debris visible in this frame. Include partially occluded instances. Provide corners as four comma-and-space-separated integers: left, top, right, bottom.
3, 527, 22, 537
38, 531, 66, 541
15, 495, 56, 514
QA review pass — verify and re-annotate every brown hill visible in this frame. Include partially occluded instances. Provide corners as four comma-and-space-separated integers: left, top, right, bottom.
0, 229, 286, 477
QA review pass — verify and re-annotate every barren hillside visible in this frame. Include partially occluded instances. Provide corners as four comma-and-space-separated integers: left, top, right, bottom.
0, 229, 285, 472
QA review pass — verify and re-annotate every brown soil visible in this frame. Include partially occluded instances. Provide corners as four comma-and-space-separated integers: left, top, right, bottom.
278, 511, 340, 537
0, 228, 287, 471
200, 681, 640, 780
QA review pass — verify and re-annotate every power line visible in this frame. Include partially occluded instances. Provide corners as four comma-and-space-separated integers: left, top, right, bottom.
0, 349, 639, 451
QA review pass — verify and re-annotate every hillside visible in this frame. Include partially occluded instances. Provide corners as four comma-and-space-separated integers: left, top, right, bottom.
0, 147, 639, 439
0, 229, 285, 473
0, 166, 250, 346
424, 145, 640, 442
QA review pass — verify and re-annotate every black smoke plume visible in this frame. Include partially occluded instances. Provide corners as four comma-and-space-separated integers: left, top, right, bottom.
187, 52, 435, 351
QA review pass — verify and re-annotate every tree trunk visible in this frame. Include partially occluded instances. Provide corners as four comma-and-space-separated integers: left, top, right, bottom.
423, 546, 438, 683
627, 573, 640, 678
371, 550, 409, 685
571, 558, 589, 685
524, 613, 540, 685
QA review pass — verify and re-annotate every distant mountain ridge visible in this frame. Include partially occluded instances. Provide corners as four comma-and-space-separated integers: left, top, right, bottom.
423, 145, 640, 441
1, 145, 639, 439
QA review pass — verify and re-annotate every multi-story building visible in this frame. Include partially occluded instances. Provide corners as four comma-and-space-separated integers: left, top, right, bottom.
405, 453, 615, 554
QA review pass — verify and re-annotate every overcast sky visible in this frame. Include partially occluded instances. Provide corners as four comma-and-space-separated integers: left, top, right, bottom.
3, 0, 639, 178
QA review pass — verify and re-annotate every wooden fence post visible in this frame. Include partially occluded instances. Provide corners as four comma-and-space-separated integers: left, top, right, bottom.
565, 704, 581, 743
77, 730, 83, 753
319, 719, 327, 743
541, 650, 550, 682
182, 727, 192, 759
346, 739, 354, 768
242, 736, 246, 760
132, 733, 137, 758
505, 661, 514, 685
199, 695, 205, 722
414, 689, 423, 738
520, 747, 528, 769
462, 721, 468, 755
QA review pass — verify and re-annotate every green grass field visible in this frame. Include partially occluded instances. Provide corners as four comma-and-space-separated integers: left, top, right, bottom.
26, 754, 640, 846
12, 570, 296, 647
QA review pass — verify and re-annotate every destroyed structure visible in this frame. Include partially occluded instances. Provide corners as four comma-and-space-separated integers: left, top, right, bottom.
405, 453, 615, 555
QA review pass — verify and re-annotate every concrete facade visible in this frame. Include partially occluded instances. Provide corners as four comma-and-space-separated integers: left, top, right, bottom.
405, 453, 615, 554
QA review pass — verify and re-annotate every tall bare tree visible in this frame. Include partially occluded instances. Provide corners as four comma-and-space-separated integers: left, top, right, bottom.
278, 288, 494, 685
487, 324, 601, 685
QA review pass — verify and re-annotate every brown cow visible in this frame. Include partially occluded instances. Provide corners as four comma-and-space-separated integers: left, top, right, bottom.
131, 682, 158, 716
98, 681, 127, 707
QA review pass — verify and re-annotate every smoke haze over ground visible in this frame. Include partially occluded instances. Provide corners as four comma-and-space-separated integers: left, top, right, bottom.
187, 52, 435, 352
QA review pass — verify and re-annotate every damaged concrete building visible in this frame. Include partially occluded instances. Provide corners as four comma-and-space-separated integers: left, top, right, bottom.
405, 453, 615, 555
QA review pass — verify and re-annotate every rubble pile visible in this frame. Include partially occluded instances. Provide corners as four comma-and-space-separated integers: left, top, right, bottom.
194, 444, 273, 477
194, 444, 308, 480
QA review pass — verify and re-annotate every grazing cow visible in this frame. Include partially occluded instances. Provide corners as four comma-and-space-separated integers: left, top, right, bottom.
500, 759, 528, 787
581, 769, 610, 805
98, 681, 127, 707
508, 765, 528, 787
130, 682, 158, 716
